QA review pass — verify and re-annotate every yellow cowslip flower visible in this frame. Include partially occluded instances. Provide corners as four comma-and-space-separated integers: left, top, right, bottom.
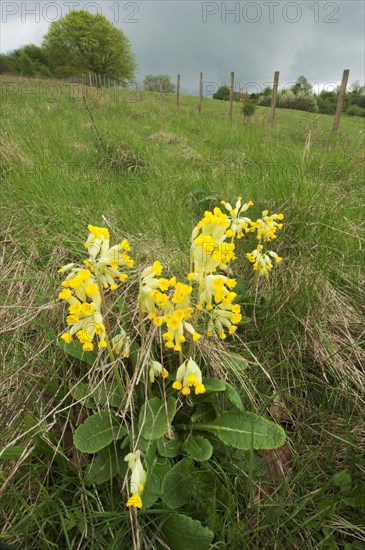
68, 302, 81, 315
80, 302, 94, 316
61, 333, 72, 344
83, 342, 94, 352
66, 314, 79, 325
149, 359, 169, 383
252, 211, 284, 242
172, 358, 206, 395
205, 302, 243, 339
141, 261, 163, 279
246, 244, 282, 276
82, 226, 133, 290
198, 274, 237, 308
160, 307, 198, 352
150, 290, 169, 309
192, 235, 236, 274
172, 282, 192, 306
111, 329, 130, 357
195, 207, 229, 241
62, 296, 106, 349
124, 451, 146, 509
139, 262, 167, 315
58, 288, 72, 301
221, 197, 254, 238
58, 263, 75, 275
120, 239, 131, 251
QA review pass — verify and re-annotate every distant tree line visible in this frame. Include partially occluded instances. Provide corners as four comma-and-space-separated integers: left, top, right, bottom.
143, 75, 175, 93
213, 76, 365, 118
0, 10, 136, 84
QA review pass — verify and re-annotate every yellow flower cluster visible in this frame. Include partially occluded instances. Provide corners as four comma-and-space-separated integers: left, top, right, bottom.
58, 225, 133, 351
220, 197, 285, 276
83, 224, 134, 290
172, 358, 206, 395
140, 261, 201, 352
124, 450, 146, 509
221, 197, 254, 239
149, 359, 169, 383
254, 210, 284, 242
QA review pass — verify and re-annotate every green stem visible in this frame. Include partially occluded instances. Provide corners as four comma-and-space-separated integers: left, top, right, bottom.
188, 279, 203, 358
97, 279, 126, 398
138, 290, 146, 349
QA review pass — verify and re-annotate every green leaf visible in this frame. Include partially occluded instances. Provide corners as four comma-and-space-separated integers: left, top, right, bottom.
128, 339, 141, 370
202, 378, 226, 393
91, 383, 124, 408
183, 435, 213, 462
332, 470, 352, 492
224, 382, 244, 411
71, 382, 125, 408
191, 403, 216, 424
58, 339, 97, 366
71, 383, 96, 408
138, 397, 176, 441
142, 452, 171, 509
162, 513, 214, 550
157, 434, 181, 458
0, 446, 29, 461
193, 411, 286, 450
74, 411, 126, 454
161, 458, 195, 509
85, 445, 121, 485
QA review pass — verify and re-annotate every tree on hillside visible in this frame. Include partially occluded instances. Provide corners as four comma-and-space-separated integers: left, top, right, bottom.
213, 85, 230, 100
0, 45, 52, 77
43, 10, 136, 82
143, 74, 175, 93
291, 75, 313, 96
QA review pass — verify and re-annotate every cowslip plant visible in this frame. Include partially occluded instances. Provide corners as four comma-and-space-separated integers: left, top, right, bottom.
57, 198, 286, 549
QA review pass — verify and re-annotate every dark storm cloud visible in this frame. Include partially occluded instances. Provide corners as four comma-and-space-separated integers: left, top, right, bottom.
1, 1, 364, 94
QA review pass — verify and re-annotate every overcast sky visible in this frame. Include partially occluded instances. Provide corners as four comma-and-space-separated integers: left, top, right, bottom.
1, 0, 364, 95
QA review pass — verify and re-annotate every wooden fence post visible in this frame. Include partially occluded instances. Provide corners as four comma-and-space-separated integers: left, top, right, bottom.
228, 71, 234, 118
269, 70, 280, 127
88, 72, 92, 87
332, 69, 350, 133
177, 74, 181, 108
198, 72, 203, 112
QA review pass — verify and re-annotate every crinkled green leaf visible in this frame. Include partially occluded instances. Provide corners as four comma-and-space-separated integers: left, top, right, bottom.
157, 434, 181, 458
142, 452, 171, 509
161, 458, 195, 509
162, 513, 214, 550
202, 378, 226, 393
71, 382, 124, 408
74, 411, 126, 454
191, 403, 216, 424
183, 435, 213, 462
138, 397, 176, 440
224, 382, 244, 411
58, 339, 97, 366
86, 445, 120, 485
193, 411, 286, 450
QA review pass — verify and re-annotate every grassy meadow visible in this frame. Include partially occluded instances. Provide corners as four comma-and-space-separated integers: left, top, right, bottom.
1, 76, 365, 549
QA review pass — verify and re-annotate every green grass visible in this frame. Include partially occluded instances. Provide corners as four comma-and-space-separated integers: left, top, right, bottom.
1, 76, 364, 549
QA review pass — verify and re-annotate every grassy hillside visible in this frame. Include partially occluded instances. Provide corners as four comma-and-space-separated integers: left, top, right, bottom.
1, 76, 364, 549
